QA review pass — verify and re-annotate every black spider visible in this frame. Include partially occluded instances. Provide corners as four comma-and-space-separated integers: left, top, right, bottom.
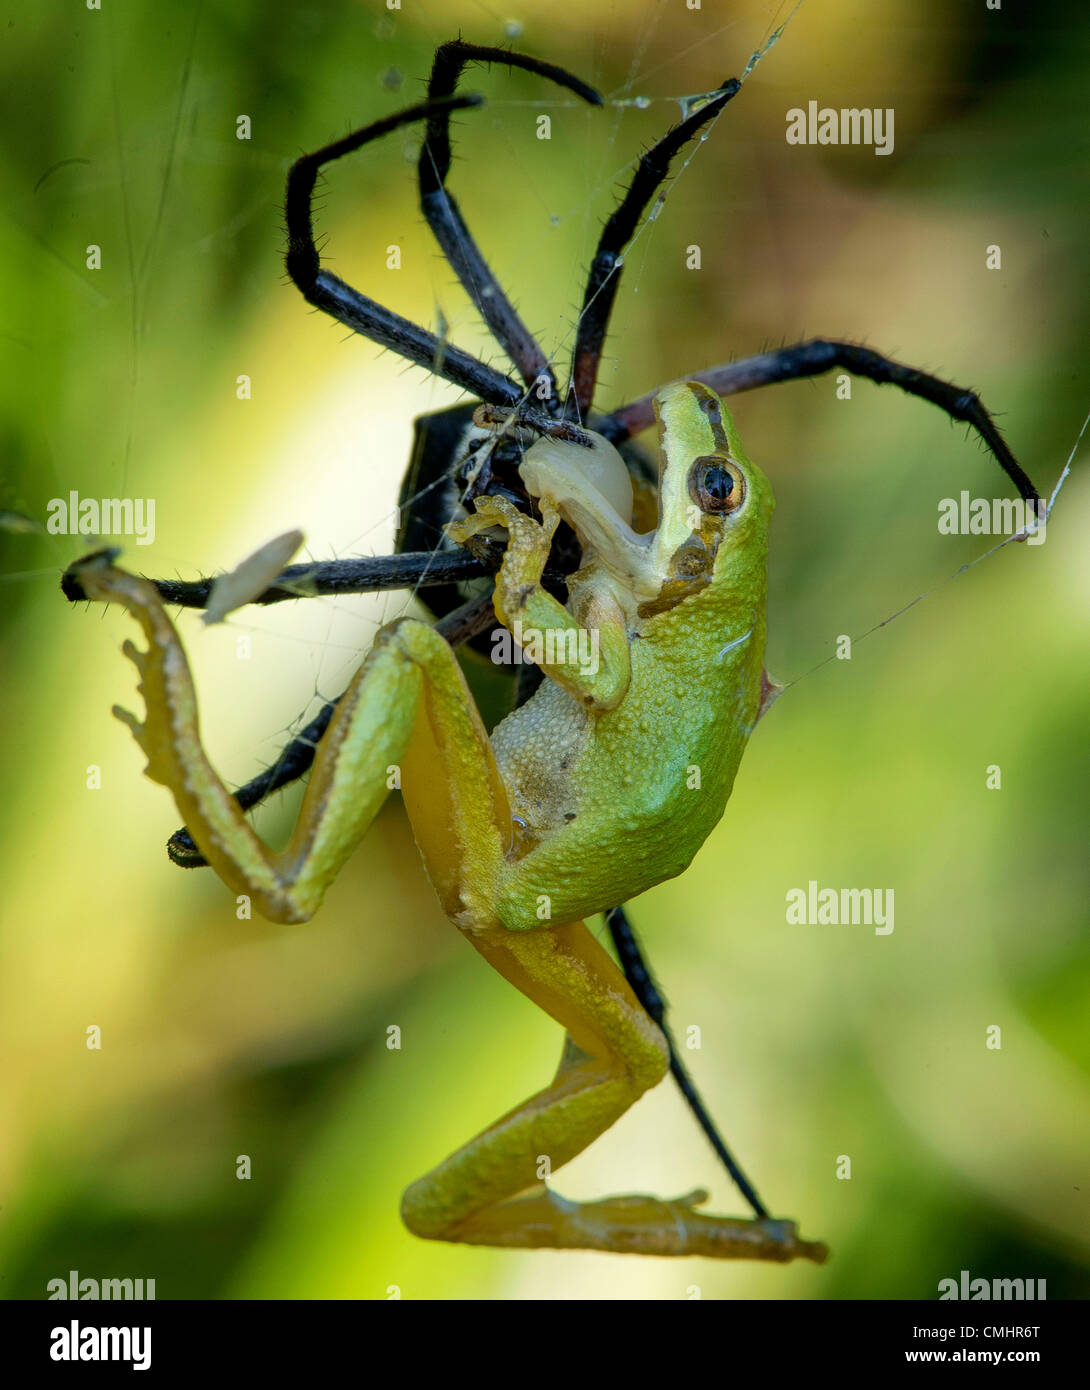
61, 39, 1041, 1222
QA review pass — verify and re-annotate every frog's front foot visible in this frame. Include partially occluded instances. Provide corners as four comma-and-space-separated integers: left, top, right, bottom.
449, 495, 561, 625
449, 493, 559, 548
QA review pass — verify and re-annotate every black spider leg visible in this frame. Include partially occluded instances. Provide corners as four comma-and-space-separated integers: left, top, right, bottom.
420, 42, 602, 409
599, 340, 1041, 505
165, 589, 498, 867
605, 906, 769, 1220
60, 535, 580, 611
61, 549, 500, 609
566, 78, 742, 421
285, 93, 522, 408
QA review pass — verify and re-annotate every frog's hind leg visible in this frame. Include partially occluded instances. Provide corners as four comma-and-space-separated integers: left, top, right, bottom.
401, 919, 828, 1262
69, 552, 512, 927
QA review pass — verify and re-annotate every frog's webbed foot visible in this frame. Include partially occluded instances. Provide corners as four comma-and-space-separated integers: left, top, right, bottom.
443, 1182, 829, 1262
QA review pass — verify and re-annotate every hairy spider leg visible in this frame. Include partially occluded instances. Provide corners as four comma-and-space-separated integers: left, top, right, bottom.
419, 41, 602, 406
69, 549, 824, 1262
599, 340, 1041, 505
61, 549, 498, 612
565, 78, 743, 421
285, 93, 523, 408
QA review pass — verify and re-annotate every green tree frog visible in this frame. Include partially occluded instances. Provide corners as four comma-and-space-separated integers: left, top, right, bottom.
70, 380, 826, 1263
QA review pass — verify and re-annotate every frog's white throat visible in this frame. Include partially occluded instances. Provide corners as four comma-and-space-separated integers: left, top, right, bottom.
519, 430, 659, 596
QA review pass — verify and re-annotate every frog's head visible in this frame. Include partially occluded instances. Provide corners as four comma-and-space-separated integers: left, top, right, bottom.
518, 381, 774, 618
643, 379, 775, 617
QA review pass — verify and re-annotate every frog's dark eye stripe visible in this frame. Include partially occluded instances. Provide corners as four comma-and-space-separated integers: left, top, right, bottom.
691, 385, 730, 451
688, 455, 746, 514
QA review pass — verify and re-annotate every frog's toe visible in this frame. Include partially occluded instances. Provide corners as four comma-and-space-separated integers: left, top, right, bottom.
448, 495, 522, 543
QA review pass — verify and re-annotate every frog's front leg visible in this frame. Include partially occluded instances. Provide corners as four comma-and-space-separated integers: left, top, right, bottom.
403, 918, 828, 1262
451, 495, 632, 710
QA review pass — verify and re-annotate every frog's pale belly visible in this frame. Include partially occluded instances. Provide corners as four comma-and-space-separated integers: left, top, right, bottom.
490, 641, 759, 931
490, 680, 594, 837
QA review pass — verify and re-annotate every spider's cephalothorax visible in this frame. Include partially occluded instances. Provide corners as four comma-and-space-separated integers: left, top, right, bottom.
62, 38, 1041, 1258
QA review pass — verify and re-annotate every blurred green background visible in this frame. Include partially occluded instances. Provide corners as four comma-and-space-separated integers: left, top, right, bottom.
1, 0, 1087, 1300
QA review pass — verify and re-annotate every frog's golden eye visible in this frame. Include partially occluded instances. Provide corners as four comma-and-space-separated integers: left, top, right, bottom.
688, 455, 745, 515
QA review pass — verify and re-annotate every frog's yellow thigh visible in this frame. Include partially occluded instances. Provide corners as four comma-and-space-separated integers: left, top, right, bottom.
381, 616, 519, 925
401, 919, 825, 1261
